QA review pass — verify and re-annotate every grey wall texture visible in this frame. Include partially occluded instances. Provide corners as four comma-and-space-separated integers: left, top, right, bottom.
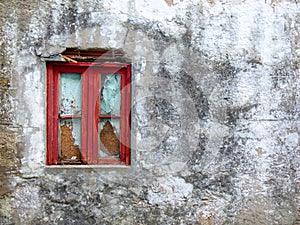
0, 0, 299, 224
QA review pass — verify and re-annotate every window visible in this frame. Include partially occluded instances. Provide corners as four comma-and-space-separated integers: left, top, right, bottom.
46, 62, 131, 165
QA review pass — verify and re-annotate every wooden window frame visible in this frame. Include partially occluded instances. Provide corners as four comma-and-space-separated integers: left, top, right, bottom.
46, 62, 131, 165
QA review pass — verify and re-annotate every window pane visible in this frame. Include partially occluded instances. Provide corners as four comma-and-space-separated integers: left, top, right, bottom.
59, 119, 81, 161
100, 74, 120, 115
98, 118, 120, 158
60, 73, 82, 116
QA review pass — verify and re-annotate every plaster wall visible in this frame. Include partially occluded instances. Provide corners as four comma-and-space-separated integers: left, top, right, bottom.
0, 0, 299, 224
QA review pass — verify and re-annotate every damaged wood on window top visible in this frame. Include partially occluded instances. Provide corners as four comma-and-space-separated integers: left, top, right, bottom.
61, 48, 130, 63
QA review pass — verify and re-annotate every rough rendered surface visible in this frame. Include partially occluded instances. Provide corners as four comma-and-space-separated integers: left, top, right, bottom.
0, 0, 299, 224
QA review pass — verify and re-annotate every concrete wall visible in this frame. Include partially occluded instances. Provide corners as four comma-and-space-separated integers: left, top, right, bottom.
0, 0, 299, 224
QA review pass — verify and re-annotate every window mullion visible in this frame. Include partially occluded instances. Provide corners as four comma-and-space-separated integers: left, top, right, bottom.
120, 67, 131, 165
124, 65, 131, 165
87, 69, 94, 164
81, 70, 88, 164
53, 68, 60, 165
47, 65, 57, 165
85, 68, 99, 164
125, 65, 131, 165
92, 69, 100, 164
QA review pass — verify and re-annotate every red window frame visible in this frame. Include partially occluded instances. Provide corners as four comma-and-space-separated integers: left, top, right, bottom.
46, 62, 131, 165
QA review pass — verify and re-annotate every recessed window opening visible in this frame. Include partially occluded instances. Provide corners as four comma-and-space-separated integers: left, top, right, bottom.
46, 51, 131, 165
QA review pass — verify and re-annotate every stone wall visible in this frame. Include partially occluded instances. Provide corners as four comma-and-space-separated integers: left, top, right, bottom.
0, 0, 299, 224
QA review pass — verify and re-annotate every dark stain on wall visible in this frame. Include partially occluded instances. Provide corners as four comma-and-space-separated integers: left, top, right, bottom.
148, 97, 180, 127
46, 2, 91, 39
0, 14, 21, 199
215, 61, 241, 81
188, 133, 207, 167
0, 127, 20, 198
179, 70, 209, 120
0, 166, 10, 196
57, 2, 78, 35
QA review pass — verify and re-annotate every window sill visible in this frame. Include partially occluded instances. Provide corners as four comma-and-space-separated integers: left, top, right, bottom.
45, 164, 130, 169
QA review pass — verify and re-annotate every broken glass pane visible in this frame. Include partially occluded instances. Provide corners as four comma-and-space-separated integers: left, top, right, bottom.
60, 73, 82, 116
100, 74, 120, 115
98, 118, 120, 158
59, 119, 81, 161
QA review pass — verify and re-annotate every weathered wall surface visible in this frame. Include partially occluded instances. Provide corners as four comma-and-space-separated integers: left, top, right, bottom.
0, 0, 299, 224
